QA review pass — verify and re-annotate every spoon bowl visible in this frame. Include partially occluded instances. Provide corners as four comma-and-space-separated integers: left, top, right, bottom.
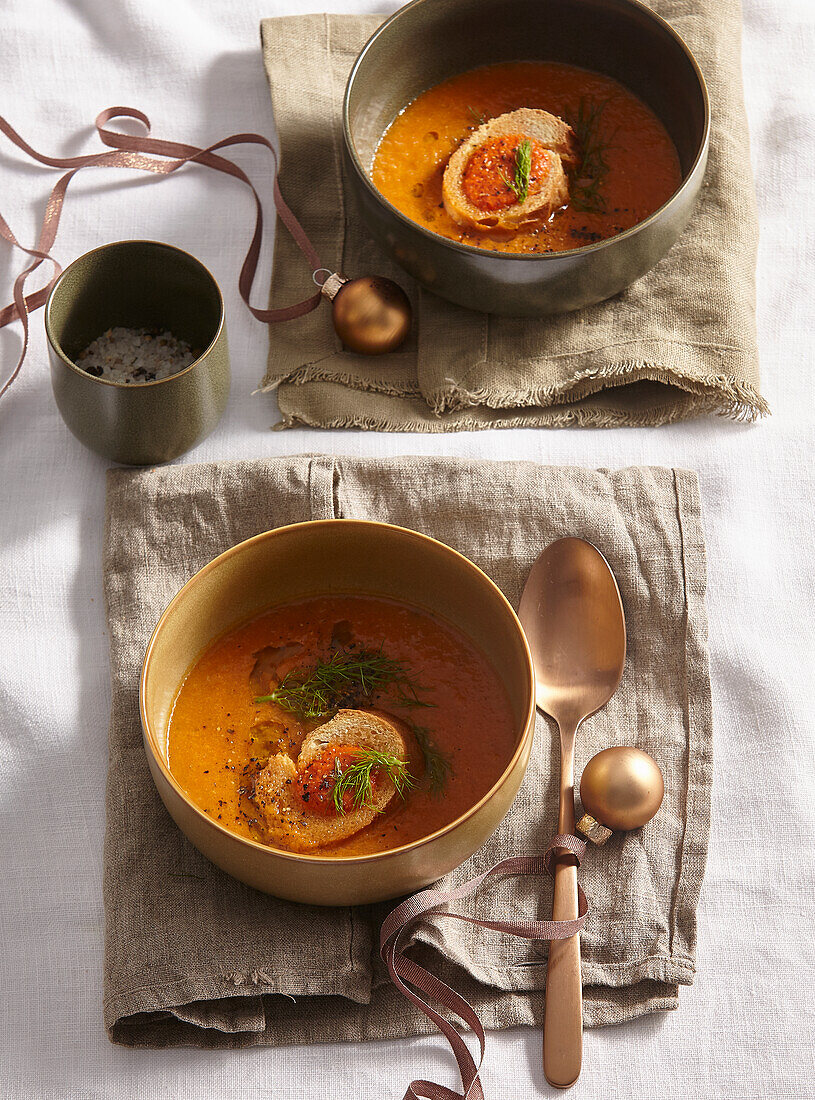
519, 537, 626, 1088
521, 537, 626, 725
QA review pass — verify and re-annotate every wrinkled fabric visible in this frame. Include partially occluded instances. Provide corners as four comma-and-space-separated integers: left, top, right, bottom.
260, 2, 765, 430
103, 456, 711, 1046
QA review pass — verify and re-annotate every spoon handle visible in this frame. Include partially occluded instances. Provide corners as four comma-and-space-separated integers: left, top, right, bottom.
543, 859, 583, 1087
543, 727, 583, 1088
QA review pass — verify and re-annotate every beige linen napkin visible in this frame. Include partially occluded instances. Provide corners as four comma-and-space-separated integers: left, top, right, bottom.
258, 2, 766, 430
103, 456, 711, 1046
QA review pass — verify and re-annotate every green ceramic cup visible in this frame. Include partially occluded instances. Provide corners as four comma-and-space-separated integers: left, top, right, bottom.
46, 240, 230, 465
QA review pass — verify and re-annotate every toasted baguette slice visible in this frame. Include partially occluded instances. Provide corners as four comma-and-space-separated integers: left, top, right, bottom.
443, 109, 578, 234
252, 709, 417, 852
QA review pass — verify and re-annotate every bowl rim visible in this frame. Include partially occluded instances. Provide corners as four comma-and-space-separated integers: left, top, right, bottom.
140, 518, 537, 867
44, 238, 225, 388
342, 0, 711, 263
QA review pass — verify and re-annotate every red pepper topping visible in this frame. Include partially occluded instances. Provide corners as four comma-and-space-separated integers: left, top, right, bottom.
297, 745, 378, 816
462, 134, 552, 211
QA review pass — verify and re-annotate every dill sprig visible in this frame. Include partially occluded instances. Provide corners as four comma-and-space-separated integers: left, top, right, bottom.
466, 105, 487, 127
409, 724, 452, 794
255, 648, 431, 720
500, 139, 533, 205
566, 98, 615, 214
332, 749, 415, 815
512, 138, 532, 203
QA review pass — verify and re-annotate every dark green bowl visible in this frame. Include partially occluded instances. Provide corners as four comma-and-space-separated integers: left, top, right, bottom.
45, 240, 230, 465
343, 0, 709, 316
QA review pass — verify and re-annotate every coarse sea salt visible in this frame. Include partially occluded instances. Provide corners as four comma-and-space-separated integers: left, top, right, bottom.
76, 326, 196, 384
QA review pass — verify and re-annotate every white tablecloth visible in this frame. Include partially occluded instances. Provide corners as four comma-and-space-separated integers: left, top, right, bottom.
1, 1, 813, 1096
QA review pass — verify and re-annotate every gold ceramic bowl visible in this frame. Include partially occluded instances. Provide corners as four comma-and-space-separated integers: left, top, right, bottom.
140, 520, 536, 906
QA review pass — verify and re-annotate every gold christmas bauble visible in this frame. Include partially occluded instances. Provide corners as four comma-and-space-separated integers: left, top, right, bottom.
579, 747, 664, 834
323, 273, 411, 355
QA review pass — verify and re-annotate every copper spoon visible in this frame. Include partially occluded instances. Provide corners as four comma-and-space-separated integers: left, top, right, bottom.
519, 537, 626, 1089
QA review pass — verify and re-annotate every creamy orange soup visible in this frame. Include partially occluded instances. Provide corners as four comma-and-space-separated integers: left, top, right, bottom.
167, 595, 517, 856
372, 61, 682, 253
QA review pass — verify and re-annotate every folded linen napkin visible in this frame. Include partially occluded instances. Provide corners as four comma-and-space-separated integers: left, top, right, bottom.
258, 1, 766, 430
103, 456, 711, 1046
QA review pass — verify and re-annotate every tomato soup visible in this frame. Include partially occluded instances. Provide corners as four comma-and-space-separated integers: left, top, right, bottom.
167, 595, 517, 856
372, 61, 682, 254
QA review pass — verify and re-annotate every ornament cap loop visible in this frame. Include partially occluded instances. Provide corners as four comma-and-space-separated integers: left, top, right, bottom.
319, 271, 350, 302
576, 813, 613, 846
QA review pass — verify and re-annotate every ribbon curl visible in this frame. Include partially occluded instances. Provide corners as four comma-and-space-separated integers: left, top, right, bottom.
380, 833, 589, 1100
0, 107, 325, 398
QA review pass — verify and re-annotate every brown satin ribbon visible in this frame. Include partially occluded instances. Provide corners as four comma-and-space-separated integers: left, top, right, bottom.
381, 833, 589, 1100
0, 107, 325, 398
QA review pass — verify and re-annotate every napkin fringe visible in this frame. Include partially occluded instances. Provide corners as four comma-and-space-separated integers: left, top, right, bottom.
274, 394, 749, 432
273, 374, 768, 431
433, 362, 769, 422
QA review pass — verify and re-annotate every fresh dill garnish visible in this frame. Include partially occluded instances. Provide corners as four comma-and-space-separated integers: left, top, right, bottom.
500, 139, 533, 204
566, 98, 615, 214
513, 139, 532, 203
255, 648, 431, 719
409, 724, 452, 794
466, 105, 487, 127
332, 749, 415, 815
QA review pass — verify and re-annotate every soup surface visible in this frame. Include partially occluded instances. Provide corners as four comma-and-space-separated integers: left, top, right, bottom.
372, 61, 682, 254
167, 595, 517, 856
